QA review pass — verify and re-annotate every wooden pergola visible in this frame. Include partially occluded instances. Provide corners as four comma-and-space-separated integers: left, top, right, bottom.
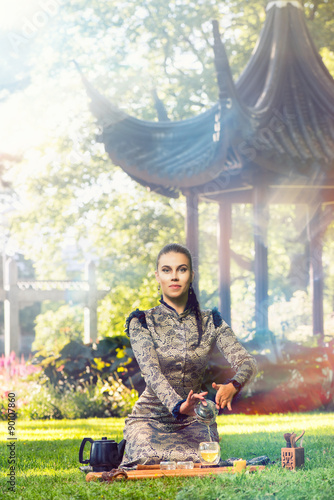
0, 260, 109, 356
83, 0, 334, 338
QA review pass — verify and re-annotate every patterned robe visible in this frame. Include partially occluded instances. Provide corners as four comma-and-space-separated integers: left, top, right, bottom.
121, 303, 257, 465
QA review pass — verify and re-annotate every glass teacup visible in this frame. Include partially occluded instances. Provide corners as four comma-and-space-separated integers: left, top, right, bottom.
198, 441, 220, 466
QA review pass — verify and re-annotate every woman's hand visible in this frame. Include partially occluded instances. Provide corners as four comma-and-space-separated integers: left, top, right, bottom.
179, 390, 208, 416
212, 382, 238, 411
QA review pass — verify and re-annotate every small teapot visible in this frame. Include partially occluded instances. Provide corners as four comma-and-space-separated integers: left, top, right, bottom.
79, 436, 125, 472
194, 399, 218, 426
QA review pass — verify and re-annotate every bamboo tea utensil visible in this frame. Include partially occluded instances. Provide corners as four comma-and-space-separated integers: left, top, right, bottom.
284, 433, 292, 448
295, 430, 305, 447
290, 433, 297, 448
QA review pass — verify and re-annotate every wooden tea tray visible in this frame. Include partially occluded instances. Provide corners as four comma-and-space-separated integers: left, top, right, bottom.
86, 465, 266, 482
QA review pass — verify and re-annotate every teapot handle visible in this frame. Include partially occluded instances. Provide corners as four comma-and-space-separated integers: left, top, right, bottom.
79, 438, 94, 464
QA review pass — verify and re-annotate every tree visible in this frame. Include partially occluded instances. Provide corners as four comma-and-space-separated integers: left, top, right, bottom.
3, 0, 334, 343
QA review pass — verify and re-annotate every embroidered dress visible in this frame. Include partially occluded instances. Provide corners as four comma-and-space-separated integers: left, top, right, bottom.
121, 302, 257, 465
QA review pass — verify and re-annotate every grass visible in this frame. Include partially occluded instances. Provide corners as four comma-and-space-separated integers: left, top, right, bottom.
0, 413, 333, 499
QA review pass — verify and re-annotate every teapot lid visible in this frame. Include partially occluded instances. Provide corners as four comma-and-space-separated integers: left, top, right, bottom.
95, 436, 117, 443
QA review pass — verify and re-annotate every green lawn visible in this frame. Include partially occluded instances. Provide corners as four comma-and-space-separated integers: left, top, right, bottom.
0, 413, 333, 499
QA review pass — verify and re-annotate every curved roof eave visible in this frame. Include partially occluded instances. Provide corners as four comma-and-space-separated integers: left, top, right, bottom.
80, 28, 252, 190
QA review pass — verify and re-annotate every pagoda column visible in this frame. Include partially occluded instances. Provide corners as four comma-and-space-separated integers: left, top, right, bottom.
307, 204, 324, 338
218, 201, 231, 325
253, 184, 269, 334
185, 190, 199, 296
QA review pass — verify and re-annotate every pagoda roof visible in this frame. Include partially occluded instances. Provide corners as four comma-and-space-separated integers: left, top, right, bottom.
236, 1, 334, 169
84, 0, 334, 199
82, 53, 248, 195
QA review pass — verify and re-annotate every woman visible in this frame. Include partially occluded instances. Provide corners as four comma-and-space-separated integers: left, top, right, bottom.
121, 243, 257, 466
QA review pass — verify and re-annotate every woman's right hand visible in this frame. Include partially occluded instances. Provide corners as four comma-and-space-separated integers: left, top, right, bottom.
179, 389, 208, 416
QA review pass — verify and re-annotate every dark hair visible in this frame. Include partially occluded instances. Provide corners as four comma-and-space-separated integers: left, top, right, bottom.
156, 243, 203, 346
156, 243, 192, 270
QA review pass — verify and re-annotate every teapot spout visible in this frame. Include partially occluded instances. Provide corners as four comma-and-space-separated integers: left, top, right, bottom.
118, 439, 126, 463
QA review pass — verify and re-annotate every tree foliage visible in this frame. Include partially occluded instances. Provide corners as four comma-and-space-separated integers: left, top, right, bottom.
2, 0, 334, 344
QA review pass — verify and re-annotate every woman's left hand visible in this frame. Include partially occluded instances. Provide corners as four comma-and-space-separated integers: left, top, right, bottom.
212, 382, 238, 411
179, 390, 208, 416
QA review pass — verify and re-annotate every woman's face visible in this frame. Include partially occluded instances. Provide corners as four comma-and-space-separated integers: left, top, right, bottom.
155, 251, 194, 304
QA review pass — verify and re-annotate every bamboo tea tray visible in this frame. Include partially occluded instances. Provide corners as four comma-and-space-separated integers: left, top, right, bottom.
86, 465, 266, 482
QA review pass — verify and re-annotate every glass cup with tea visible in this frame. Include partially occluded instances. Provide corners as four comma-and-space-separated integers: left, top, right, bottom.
198, 441, 220, 466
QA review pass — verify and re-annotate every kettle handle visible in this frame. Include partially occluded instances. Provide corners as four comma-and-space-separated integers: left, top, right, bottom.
79, 437, 94, 464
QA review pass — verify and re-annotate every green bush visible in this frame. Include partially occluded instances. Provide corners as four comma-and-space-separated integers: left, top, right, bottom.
20, 375, 138, 420
20, 336, 140, 419
32, 336, 142, 391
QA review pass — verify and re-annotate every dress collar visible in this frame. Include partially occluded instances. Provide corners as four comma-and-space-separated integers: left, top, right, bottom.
159, 296, 192, 318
